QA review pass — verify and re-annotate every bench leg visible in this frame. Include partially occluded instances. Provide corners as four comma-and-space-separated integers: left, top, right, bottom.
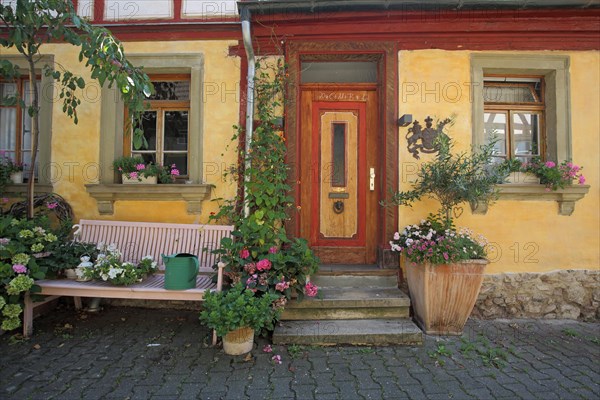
23, 292, 34, 338
73, 297, 82, 310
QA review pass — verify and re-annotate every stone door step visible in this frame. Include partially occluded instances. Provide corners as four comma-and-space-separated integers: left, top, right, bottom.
273, 319, 423, 346
311, 274, 398, 288
318, 264, 398, 276
281, 288, 410, 320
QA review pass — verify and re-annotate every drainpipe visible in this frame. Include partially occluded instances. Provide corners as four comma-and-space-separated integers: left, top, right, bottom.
240, 7, 256, 218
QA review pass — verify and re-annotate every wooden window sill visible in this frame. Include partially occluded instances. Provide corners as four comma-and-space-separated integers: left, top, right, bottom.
85, 184, 213, 215
471, 184, 590, 216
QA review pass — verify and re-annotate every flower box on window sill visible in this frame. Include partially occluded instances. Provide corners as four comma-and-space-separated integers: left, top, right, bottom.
504, 172, 540, 185
121, 174, 157, 184
471, 184, 590, 216
85, 183, 213, 215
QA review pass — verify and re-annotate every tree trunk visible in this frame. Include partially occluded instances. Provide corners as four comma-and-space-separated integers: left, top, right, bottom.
26, 55, 40, 219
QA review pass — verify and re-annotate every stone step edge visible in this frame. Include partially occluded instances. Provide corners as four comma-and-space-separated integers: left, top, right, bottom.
273, 319, 423, 346
285, 298, 410, 309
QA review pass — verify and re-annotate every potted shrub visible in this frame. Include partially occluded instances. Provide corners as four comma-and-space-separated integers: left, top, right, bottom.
113, 156, 158, 184
0, 156, 26, 184
42, 241, 99, 279
199, 283, 282, 355
76, 244, 158, 285
388, 132, 502, 335
497, 158, 539, 184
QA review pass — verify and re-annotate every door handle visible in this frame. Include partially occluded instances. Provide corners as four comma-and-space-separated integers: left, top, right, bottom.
369, 168, 375, 191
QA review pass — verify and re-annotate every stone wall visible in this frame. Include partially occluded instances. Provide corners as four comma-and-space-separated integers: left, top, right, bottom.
472, 270, 600, 321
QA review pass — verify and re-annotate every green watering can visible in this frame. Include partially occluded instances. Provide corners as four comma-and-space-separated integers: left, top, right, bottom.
162, 253, 199, 290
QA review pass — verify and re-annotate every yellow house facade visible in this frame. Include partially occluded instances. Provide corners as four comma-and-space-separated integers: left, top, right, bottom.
1, 1, 598, 320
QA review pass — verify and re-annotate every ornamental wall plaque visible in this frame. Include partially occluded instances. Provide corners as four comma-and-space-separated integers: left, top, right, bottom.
406, 116, 452, 159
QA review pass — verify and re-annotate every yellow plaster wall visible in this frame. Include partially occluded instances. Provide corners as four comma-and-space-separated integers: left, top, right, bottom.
398, 50, 600, 274
3, 40, 240, 224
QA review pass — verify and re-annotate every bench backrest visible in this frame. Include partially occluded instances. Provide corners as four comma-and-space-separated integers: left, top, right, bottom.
75, 220, 234, 271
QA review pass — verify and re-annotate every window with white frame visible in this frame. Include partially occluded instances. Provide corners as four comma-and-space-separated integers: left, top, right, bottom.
127, 75, 190, 177
471, 54, 571, 164
0, 78, 41, 179
483, 76, 545, 164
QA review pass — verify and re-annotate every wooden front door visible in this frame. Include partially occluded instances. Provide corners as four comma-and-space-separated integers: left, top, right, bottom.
299, 86, 379, 264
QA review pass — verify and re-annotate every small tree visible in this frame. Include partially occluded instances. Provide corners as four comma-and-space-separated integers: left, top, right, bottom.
0, 0, 152, 218
389, 130, 502, 230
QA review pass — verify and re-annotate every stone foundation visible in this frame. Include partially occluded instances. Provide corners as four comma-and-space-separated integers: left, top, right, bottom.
472, 270, 600, 321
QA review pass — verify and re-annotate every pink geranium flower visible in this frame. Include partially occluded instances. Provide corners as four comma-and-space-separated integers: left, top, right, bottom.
271, 355, 282, 364
263, 345, 273, 353
269, 246, 278, 254
275, 280, 289, 292
256, 259, 272, 271
135, 163, 146, 171
239, 249, 250, 259
46, 202, 58, 210
305, 282, 318, 297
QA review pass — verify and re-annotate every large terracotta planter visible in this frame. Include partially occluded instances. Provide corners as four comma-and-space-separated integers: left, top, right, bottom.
406, 259, 488, 335
223, 327, 254, 355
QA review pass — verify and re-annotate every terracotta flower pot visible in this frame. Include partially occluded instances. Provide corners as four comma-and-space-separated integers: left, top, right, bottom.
222, 327, 254, 355
406, 259, 488, 335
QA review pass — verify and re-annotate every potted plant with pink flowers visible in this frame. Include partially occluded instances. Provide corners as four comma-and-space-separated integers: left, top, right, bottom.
207, 59, 319, 344
113, 155, 158, 184
521, 157, 585, 191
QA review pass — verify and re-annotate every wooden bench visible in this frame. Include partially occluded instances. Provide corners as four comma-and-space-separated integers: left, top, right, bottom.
23, 220, 234, 339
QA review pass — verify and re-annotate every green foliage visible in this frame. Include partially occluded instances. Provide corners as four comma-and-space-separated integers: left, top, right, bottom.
389, 132, 502, 229
287, 344, 306, 359
497, 158, 523, 175
459, 336, 509, 369
77, 245, 158, 286
199, 283, 282, 337
112, 156, 180, 183
428, 343, 453, 366
562, 327, 579, 337
1, 0, 153, 217
42, 241, 98, 276
390, 215, 487, 264
0, 215, 66, 331
211, 58, 319, 303
522, 158, 585, 190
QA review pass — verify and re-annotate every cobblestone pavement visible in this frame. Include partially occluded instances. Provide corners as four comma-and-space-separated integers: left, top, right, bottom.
1, 305, 599, 400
